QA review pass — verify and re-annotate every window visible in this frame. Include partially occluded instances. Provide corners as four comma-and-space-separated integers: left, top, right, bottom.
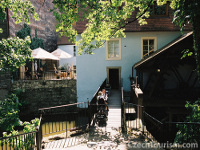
150, 1, 169, 17
141, 37, 157, 58
73, 46, 76, 57
106, 38, 121, 60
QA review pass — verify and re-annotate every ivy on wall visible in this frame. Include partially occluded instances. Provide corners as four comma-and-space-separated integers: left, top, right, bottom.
16, 24, 44, 50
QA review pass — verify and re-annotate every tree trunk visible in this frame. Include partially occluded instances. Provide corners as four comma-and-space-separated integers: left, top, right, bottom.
192, 13, 200, 82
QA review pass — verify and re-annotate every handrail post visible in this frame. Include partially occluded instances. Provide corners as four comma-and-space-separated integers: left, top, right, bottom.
142, 106, 145, 134
121, 87, 125, 133
121, 99, 124, 133
162, 122, 165, 143
123, 101, 126, 133
88, 101, 91, 128
134, 87, 143, 129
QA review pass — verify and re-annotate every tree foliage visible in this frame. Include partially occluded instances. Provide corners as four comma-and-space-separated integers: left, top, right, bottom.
171, 0, 200, 81
0, 0, 38, 71
52, 0, 156, 55
52, 0, 188, 55
0, 94, 21, 132
16, 24, 44, 50
0, 92, 39, 149
0, 0, 38, 29
0, 36, 32, 71
52, 0, 200, 81
174, 99, 200, 145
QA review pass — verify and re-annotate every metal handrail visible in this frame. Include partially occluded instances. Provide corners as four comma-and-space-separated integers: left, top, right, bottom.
90, 78, 106, 104
0, 131, 37, 140
144, 111, 163, 125
125, 102, 200, 143
165, 122, 200, 125
39, 102, 86, 111
124, 102, 144, 108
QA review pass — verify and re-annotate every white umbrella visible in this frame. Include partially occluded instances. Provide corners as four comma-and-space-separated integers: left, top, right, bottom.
51, 48, 72, 59
32, 47, 59, 60
32, 47, 59, 70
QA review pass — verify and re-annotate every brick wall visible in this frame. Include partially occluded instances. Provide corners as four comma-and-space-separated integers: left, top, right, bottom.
8, 0, 58, 52
11, 80, 77, 115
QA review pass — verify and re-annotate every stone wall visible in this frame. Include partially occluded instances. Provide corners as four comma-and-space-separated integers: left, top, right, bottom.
8, 0, 58, 52
11, 80, 77, 115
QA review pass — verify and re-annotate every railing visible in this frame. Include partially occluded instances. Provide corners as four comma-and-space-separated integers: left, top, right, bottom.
12, 70, 76, 81
36, 102, 89, 149
0, 78, 107, 150
122, 84, 200, 147
144, 112, 200, 148
143, 111, 164, 142
121, 87, 144, 133
121, 87, 126, 133
0, 115, 42, 150
121, 100, 200, 148
39, 102, 89, 139
0, 102, 89, 150
88, 79, 107, 126
90, 79, 107, 104
125, 103, 144, 130
121, 101, 200, 148
0, 131, 37, 150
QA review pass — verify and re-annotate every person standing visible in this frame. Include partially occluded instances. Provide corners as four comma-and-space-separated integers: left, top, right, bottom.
34, 60, 38, 73
25, 66, 32, 79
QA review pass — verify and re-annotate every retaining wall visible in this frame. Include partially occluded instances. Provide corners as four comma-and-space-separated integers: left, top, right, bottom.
11, 79, 77, 116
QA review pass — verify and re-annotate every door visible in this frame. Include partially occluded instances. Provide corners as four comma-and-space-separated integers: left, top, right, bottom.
109, 68, 119, 89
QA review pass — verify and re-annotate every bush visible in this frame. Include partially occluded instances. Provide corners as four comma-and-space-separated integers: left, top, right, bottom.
0, 93, 39, 149
0, 94, 21, 132
174, 99, 200, 144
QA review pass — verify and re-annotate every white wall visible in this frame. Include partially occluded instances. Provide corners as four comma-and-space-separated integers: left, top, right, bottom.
76, 31, 183, 102
58, 45, 76, 67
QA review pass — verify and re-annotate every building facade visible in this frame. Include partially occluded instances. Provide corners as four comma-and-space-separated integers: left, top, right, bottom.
75, 2, 192, 102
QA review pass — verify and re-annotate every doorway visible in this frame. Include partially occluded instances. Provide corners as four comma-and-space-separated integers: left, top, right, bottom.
107, 67, 121, 89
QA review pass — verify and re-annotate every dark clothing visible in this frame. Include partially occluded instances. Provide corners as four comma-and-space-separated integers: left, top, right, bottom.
98, 97, 105, 105
25, 69, 32, 79
37, 69, 43, 79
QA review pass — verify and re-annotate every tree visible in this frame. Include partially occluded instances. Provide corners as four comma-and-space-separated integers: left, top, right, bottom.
174, 99, 200, 145
0, 0, 38, 27
16, 24, 44, 50
171, 0, 200, 81
0, 36, 32, 71
52, 0, 154, 55
0, 0, 38, 71
52, 0, 200, 80
0, 94, 21, 132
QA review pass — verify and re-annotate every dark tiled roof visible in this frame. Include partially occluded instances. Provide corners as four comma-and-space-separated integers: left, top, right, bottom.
58, 6, 192, 44
57, 36, 74, 45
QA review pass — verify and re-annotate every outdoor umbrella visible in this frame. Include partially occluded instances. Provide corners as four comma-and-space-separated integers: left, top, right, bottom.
51, 48, 72, 59
32, 47, 59, 60
32, 47, 59, 69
